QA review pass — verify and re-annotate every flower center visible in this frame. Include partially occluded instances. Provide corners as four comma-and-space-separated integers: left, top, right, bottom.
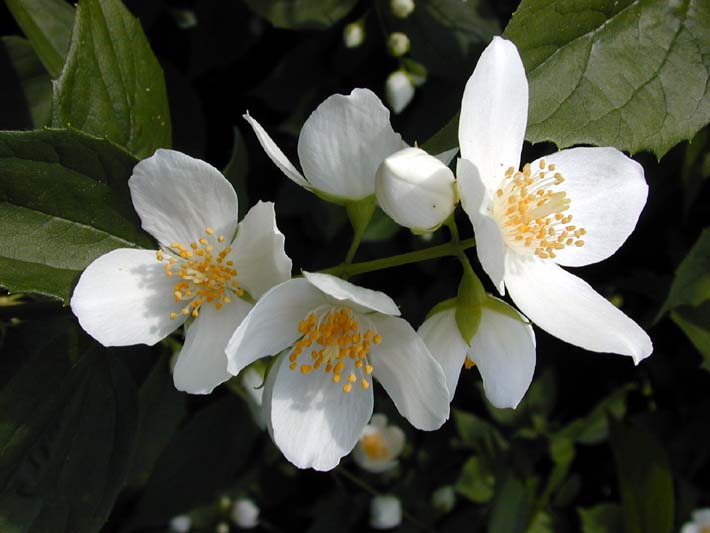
463, 355, 475, 370
361, 432, 389, 460
492, 160, 586, 259
701, 527, 710, 533
156, 227, 243, 319
287, 306, 382, 394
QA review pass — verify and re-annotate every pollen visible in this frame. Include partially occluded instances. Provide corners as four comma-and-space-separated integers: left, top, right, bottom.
493, 162, 586, 259
287, 306, 379, 394
464, 355, 475, 370
156, 227, 240, 319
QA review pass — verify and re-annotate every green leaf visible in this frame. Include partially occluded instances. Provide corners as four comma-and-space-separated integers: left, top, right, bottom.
455, 260, 486, 344
0, 36, 52, 128
526, 512, 554, 533
223, 126, 250, 220
0, 319, 138, 533
361, 208, 400, 243
452, 409, 508, 462
578, 503, 623, 533
660, 228, 710, 314
504, 0, 710, 158
5, 0, 74, 78
129, 395, 259, 529
488, 473, 535, 533
241, 0, 358, 30
455, 456, 495, 503
671, 303, 710, 368
421, 112, 459, 155
52, 0, 172, 159
540, 437, 575, 504
609, 420, 674, 533
0, 128, 151, 302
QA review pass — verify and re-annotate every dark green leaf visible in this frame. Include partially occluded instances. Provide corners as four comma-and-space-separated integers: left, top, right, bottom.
455, 456, 495, 503
223, 126, 250, 220
660, 228, 710, 314
526, 512, 553, 533
671, 303, 710, 368
52, 0, 172, 158
5, 0, 74, 78
540, 437, 575, 504
504, 0, 710, 157
578, 503, 623, 533
129, 395, 259, 529
0, 320, 138, 533
609, 420, 674, 533
488, 473, 534, 533
452, 409, 508, 461
0, 36, 52, 129
242, 0, 358, 30
361, 208, 400, 242
0, 128, 151, 302
421, 113, 459, 155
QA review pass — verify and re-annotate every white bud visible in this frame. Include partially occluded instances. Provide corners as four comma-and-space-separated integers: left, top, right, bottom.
343, 22, 365, 48
431, 485, 456, 513
385, 71, 415, 114
376, 147, 457, 232
390, 0, 415, 18
215, 522, 229, 533
369, 495, 402, 530
387, 32, 410, 57
169, 515, 191, 533
231, 498, 260, 529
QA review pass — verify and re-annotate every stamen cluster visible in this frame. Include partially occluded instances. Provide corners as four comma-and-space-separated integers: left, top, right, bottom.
492, 160, 586, 259
288, 307, 382, 393
361, 433, 389, 459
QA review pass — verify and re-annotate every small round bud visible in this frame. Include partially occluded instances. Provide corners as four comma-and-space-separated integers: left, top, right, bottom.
390, 0, 415, 18
231, 498, 260, 529
343, 21, 365, 48
375, 147, 457, 231
370, 495, 402, 530
215, 522, 229, 533
387, 32, 410, 57
385, 70, 415, 114
169, 515, 191, 533
431, 485, 456, 513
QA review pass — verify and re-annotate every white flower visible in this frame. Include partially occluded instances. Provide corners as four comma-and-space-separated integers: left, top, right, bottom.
71, 149, 291, 394
169, 515, 191, 533
343, 21, 365, 48
457, 37, 652, 362
375, 147, 457, 231
225, 272, 450, 471
390, 0, 415, 18
244, 89, 406, 202
419, 297, 535, 409
353, 414, 406, 473
385, 71, 415, 114
387, 32, 411, 57
241, 366, 266, 429
370, 495, 402, 529
231, 498, 260, 529
682, 508, 710, 533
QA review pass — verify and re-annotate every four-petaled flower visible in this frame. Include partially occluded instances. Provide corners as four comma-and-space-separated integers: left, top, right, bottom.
456, 37, 652, 362
225, 272, 450, 471
71, 149, 291, 394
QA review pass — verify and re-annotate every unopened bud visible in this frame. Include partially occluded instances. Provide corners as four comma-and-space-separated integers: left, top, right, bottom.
215, 522, 229, 533
343, 21, 365, 48
370, 495, 402, 530
391, 0, 415, 18
376, 147, 457, 232
385, 71, 415, 114
387, 32, 410, 57
169, 515, 191, 533
231, 498, 260, 529
431, 485, 456, 513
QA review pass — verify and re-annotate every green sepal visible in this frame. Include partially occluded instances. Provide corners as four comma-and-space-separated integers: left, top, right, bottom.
482, 296, 530, 324
311, 187, 358, 206
455, 260, 487, 344
345, 195, 377, 236
425, 297, 458, 320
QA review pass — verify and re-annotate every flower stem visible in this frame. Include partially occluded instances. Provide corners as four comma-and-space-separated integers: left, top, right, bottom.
321, 237, 476, 278
344, 197, 377, 265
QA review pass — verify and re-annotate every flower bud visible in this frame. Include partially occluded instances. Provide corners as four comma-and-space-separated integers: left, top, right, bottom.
431, 485, 456, 513
369, 495, 402, 530
215, 522, 229, 533
375, 147, 457, 231
231, 498, 260, 529
343, 21, 365, 48
387, 32, 411, 57
385, 71, 415, 114
169, 515, 191, 533
390, 0, 415, 18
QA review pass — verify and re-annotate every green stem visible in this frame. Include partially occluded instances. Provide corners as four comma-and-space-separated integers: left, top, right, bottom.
321, 237, 476, 278
344, 197, 377, 266
344, 227, 365, 265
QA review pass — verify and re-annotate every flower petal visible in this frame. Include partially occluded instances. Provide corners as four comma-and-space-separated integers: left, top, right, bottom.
243, 112, 310, 189
303, 272, 400, 316
471, 300, 536, 409
229, 201, 292, 298
71, 248, 183, 346
264, 352, 374, 471
459, 37, 528, 192
173, 299, 251, 394
225, 279, 325, 375
504, 255, 653, 363
129, 149, 238, 249
368, 314, 450, 430
533, 147, 648, 267
418, 308, 468, 401
457, 158, 506, 293
434, 147, 459, 166
297, 88, 406, 199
